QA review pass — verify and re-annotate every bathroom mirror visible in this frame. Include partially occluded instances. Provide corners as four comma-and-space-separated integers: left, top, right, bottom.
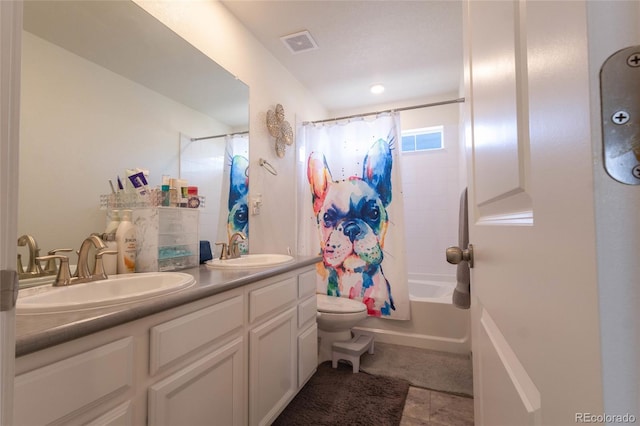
18, 1, 249, 282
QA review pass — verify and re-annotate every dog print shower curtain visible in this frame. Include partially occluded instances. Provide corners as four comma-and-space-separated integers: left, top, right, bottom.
297, 113, 410, 320
217, 134, 249, 254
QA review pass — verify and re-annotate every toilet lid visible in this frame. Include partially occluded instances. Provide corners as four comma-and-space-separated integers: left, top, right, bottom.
316, 294, 367, 314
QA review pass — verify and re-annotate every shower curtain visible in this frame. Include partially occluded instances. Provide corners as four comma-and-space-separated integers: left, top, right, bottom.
297, 113, 410, 320
217, 134, 249, 254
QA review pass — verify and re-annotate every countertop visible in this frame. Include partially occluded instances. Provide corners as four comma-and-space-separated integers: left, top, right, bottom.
16, 255, 321, 357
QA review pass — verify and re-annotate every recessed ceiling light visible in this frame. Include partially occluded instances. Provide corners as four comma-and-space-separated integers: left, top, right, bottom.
370, 84, 385, 94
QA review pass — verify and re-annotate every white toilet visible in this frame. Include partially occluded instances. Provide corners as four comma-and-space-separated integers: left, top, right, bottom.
316, 294, 368, 363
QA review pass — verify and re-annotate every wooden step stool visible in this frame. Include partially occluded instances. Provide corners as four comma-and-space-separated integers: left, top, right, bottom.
331, 332, 375, 373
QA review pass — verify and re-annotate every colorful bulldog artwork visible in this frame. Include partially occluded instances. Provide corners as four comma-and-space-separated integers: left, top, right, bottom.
307, 138, 397, 317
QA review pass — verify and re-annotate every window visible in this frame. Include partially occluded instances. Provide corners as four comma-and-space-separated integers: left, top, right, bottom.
401, 126, 443, 152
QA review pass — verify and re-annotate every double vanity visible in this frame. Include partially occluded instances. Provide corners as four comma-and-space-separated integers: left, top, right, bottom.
14, 255, 321, 426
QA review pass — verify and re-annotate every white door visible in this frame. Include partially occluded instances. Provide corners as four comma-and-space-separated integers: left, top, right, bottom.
0, 0, 22, 424
461, 1, 634, 424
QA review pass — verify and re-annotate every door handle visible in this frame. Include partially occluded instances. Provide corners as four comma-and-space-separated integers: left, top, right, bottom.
446, 244, 474, 268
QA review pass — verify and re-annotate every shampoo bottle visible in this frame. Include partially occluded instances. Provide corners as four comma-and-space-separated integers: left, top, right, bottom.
116, 210, 137, 274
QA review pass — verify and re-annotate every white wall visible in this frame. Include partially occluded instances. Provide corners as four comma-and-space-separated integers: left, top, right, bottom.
399, 102, 463, 278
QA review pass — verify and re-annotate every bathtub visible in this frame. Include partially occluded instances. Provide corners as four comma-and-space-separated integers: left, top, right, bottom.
409, 278, 455, 301
353, 274, 471, 354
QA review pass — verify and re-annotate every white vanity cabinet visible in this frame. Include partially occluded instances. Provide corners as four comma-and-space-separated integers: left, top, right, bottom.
247, 269, 318, 426
147, 294, 245, 426
15, 264, 318, 426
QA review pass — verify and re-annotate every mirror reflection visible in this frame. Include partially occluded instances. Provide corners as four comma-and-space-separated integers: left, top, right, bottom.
18, 1, 249, 283
180, 132, 250, 256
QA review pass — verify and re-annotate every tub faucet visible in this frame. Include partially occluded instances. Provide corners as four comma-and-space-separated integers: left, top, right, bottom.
17, 234, 44, 279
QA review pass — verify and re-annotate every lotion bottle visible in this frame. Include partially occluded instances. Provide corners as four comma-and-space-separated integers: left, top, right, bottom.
116, 209, 136, 274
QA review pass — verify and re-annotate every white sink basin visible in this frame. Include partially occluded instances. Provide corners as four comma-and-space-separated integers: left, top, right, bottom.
17, 272, 196, 314
206, 254, 294, 269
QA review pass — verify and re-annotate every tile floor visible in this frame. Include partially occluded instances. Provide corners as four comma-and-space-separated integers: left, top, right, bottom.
400, 386, 474, 426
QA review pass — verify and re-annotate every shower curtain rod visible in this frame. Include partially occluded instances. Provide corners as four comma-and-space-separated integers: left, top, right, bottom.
190, 130, 249, 142
304, 97, 465, 125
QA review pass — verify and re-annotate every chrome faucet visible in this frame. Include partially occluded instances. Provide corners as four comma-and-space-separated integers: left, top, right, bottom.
17, 234, 44, 278
215, 232, 247, 260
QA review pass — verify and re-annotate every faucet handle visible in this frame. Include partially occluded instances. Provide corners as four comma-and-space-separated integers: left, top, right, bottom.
44, 248, 73, 274
215, 242, 229, 260
94, 249, 117, 280
36, 255, 72, 287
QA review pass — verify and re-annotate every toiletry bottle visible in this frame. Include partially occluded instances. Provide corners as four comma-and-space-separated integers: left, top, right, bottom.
161, 185, 170, 207
101, 233, 118, 276
169, 178, 179, 207
105, 209, 121, 234
116, 209, 137, 274
102, 210, 120, 275
178, 179, 188, 207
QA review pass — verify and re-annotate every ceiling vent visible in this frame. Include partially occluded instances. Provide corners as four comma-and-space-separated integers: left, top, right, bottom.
280, 30, 319, 54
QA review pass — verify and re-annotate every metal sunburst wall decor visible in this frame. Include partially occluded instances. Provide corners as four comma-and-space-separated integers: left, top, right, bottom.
266, 104, 293, 158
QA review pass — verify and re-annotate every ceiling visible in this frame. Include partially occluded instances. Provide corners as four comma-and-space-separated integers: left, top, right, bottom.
221, 0, 464, 114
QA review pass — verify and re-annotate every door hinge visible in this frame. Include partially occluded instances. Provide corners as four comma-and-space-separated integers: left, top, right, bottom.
0, 270, 18, 311
601, 45, 640, 184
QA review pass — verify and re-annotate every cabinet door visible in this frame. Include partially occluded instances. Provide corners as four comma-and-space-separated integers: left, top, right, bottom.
148, 337, 244, 426
15, 338, 134, 425
298, 323, 318, 388
249, 307, 297, 426
149, 295, 243, 375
